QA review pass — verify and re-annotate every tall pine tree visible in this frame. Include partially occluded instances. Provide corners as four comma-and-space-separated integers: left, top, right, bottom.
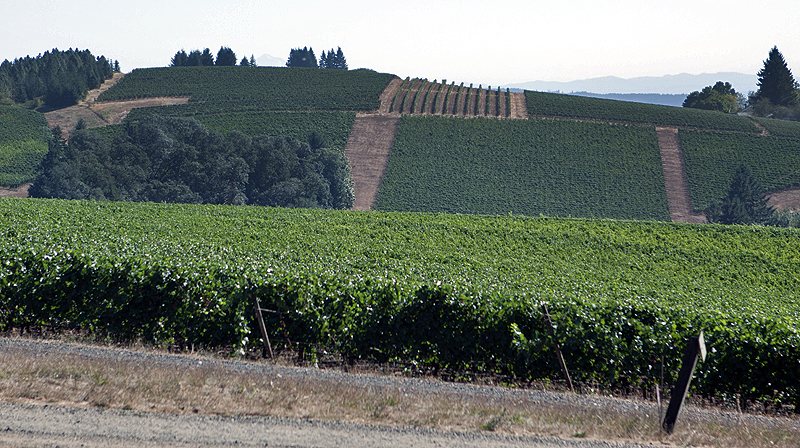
706, 165, 774, 225
755, 46, 799, 107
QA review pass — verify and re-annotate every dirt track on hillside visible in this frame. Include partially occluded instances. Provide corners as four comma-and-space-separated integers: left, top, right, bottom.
44, 73, 190, 140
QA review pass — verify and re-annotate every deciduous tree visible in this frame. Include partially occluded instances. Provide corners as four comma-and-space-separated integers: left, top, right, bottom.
683, 81, 741, 113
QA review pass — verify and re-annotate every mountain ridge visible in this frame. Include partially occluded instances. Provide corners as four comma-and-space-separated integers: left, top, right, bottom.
507, 72, 758, 95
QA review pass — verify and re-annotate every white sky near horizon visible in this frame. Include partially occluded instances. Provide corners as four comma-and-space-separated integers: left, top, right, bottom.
2, 0, 799, 88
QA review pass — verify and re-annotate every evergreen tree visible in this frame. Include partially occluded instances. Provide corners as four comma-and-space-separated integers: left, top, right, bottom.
187, 50, 203, 66
755, 46, 799, 107
249, 55, 257, 67
334, 47, 347, 70
706, 165, 774, 225
286, 47, 317, 68
113, 60, 120, 72
171, 50, 188, 67
239, 56, 250, 66
200, 48, 215, 66
215, 47, 237, 66
318, 50, 327, 69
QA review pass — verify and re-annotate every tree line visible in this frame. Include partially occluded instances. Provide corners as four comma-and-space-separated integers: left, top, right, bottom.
0, 48, 117, 109
286, 46, 348, 70
170, 47, 257, 67
30, 115, 354, 209
684, 46, 800, 119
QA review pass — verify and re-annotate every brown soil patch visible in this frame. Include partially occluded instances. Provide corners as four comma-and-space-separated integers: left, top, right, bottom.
344, 114, 400, 211
656, 127, 707, 223
509, 92, 528, 119
44, 73, 190, 139
768, 188, 800, 211
0, 183, 30, 198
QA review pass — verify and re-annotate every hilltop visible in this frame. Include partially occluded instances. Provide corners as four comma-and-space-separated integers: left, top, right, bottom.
3, 66, 800, 223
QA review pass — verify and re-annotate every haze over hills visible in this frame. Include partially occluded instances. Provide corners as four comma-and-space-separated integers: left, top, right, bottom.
507, 72, 758, 96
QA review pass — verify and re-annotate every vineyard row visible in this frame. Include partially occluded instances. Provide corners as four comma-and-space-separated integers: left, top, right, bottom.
389, 78, 516, 119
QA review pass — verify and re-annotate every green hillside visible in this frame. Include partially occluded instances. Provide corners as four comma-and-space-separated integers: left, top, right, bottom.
2, 198, 798, 406
98, 66, 396, 112
525, 90, 760, 132
681, 129, 800, 210
375, 115, 669, 220
0, 105, 51, 186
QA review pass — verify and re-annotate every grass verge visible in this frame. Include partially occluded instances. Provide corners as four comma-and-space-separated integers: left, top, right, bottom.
0, 336, 797, 447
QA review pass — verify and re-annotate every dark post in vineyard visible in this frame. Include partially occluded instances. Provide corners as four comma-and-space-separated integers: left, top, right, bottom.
662, 331, 707, 434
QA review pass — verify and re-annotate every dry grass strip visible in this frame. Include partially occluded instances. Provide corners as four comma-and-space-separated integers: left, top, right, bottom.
0, 339, 797, 447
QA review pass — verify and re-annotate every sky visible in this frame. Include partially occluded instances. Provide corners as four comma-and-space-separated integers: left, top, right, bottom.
2, 0, 799, 88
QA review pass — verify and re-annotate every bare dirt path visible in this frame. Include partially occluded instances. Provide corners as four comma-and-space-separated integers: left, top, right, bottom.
509, 92, 529, 119
656, 127, 706, 223
344, 114, 400, 210
44, 72, 190, 139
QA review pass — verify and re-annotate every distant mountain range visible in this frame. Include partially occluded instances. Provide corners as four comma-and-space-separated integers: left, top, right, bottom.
506, 72, 758, 96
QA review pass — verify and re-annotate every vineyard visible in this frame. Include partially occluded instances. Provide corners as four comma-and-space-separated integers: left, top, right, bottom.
374, 115, 670, 220
387, 77, 517, 118
680, 129, 800, 210
97, 66, 396, 112
752, 116, 800, 138
0, 105, 51, 186
525, 90, 761, 133
1, 198, 798, 410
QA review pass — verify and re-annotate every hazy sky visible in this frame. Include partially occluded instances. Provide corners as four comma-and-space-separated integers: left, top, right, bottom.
2, 0, 799, 87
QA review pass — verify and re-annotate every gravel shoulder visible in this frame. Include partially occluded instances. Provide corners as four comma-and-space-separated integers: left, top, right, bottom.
0, 401, 653, 448
1, 338, 798, 448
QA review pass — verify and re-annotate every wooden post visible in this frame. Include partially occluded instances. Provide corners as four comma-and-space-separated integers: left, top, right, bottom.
542, 304, 574, 393
252, 295, 274, 360
662, 331, 706, 434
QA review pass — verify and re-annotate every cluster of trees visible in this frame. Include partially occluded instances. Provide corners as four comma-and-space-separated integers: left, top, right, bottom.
30, 115, 354, 209
170, 47, 256, 67
684, 46, 800, 119
749, 46, 800, 120
682, 81, 743, 113
286, 46, 348, 70
0, 48, 117, 109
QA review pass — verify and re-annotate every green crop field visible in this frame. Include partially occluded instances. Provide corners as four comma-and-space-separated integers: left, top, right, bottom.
375, 115, 670, 220
1, 198, 798, 406
525, 90, 761, 133
680, 129, 800, 210
753, 116, 800, 138
0, 105, 51, 186
97, 66, 396, 112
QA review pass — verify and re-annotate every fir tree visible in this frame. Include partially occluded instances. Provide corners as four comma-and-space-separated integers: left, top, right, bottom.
286, 47, 317, 68
215, 47, 237, 66
706, 165, 774, 225
200, 48, 215, 66
755, 46, 799, 107
171, 50, 189, 67
334, 47, 347, 70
